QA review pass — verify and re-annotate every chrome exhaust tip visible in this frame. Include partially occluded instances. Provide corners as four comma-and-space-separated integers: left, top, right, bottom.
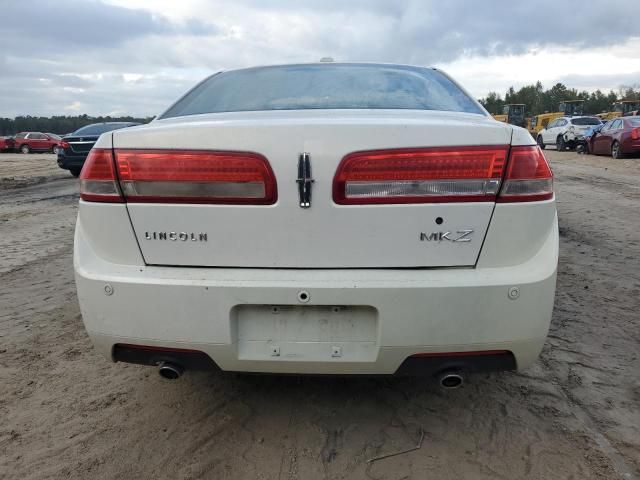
158, 362, 184, 380
438, 371, 464, 389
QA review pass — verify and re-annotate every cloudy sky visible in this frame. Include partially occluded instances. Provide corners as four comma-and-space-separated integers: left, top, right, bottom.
1, 0, 639, 118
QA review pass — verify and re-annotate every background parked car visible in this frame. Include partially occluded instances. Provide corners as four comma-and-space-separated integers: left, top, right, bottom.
580, 123, 605, 154
46, 133, 64, 153
57, 122, 140, 176
537, 116, 602, 151
0, 136, 15, 152
590, 117, 640, 159
13, 132, 61, 154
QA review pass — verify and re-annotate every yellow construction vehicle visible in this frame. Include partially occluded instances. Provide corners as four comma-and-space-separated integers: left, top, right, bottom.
529, 113, 556, 137
558, 100, 584, 117
492, 104, 526, 127
597, 100, 640, 121
528, 100, 585, 137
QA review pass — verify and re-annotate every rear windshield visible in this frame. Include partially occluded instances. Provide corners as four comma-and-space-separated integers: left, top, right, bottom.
160, 64, 485, 119
571, 117, 601, 126
72, 123, 135, 136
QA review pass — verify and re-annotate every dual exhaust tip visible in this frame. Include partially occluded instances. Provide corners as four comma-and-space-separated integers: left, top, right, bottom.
156, 362, 465, 388
437, 371, 465, 389
158, 362, 183, 380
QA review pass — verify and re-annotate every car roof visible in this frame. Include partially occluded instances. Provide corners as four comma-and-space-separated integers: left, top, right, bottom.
218, 62, 438, 74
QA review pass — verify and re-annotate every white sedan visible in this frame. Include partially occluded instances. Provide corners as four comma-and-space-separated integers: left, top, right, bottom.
75, 63, 557, 387
537, 115, 602, 151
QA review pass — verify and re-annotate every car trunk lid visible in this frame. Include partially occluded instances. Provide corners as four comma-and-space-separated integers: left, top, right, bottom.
64, 135, 99, 154
113, 110, 512, 268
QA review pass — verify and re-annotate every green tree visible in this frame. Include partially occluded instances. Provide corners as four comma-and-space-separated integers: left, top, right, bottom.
478, 92, 505, 115
0, 115, 153, 136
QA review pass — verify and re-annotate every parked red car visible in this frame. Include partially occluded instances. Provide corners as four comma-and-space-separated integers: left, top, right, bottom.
13, 132, 61, 154
590, 117, 640, 159
0, 136, 15, 152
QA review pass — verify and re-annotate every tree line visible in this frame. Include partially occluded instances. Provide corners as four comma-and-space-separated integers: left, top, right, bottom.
479, 82, 640, 116
0, 114, 154, 136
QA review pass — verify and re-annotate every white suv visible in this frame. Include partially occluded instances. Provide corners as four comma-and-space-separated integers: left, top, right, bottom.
75, 63, 558, 385
537, 116, 602, 151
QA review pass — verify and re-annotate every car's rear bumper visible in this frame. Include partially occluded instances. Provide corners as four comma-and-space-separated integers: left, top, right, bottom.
621, 139, 640, 153
109, 342, 518, 377
564, 132, 589, 143
74, 210, 558, 376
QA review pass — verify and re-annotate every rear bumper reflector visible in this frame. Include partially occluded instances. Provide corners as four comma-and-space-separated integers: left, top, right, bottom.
409, 350, 510, 358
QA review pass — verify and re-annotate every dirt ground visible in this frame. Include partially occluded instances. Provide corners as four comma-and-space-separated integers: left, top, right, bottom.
1, 151, 639, 480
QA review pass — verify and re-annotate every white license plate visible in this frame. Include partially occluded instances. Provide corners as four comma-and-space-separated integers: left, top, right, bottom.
233, 305, 378, 361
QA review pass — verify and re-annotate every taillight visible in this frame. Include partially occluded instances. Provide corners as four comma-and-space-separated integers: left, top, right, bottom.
333, 146, 509, 204
60, 140, 70, 149
114, 150, 277, 204
632, 127, 639, 140
79, 149, 124, 203
333, 145, 553, 205
497, 146, 553, 202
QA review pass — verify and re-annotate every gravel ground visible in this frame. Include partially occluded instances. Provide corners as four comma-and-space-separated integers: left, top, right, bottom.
0, 151, 638, 479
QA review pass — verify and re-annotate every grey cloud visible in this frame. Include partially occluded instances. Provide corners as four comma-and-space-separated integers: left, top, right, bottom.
1, 0, 165, 49
49, 74, 95, 89
0, 0, 221, 116
0, 71, 193, 117
556, 72, 640, 90
225, 0, 639, 63
1, 0, 639, 118
0, 0, 216, 50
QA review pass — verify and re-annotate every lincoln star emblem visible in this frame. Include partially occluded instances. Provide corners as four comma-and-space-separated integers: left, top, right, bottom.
296, 152, 314, 208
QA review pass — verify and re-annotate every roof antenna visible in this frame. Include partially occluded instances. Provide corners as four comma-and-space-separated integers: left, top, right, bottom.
319, 57, 334, 63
